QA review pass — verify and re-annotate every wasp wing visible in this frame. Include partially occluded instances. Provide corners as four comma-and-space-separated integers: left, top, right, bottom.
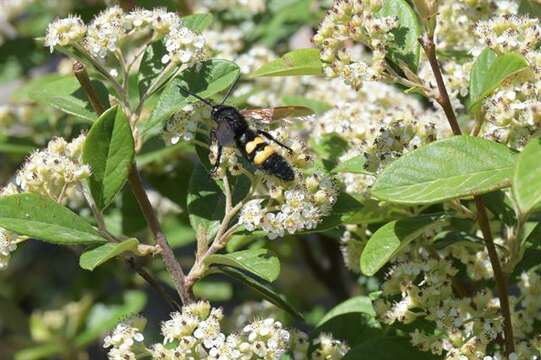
240, 106, 314, 124
215, 121, 236, 146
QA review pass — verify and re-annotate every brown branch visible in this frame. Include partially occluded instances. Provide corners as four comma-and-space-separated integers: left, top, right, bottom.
419, 34, 515, 355
419, 34, 462, 136
127, 167, 193, 304
73, 62, 105, 115
73, 61, 192, 305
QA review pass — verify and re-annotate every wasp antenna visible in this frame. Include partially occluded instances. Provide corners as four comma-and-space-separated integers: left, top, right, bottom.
177, 85, 214, 108
220, 74, 241, 105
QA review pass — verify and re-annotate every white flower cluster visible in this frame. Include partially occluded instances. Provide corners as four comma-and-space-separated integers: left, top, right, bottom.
311, 80, 444, 195
239, 171, 337, 239
15, 135, 90, 201
103, 321, 145, 360
312, 333, 351, 360
105, 301, 345, 359
374, 239, 541, 359
0, 223, 17, 270
163, 103, 208, 145
340, 224, 369, 273
45, 7, 208, 67
0, 135, 90, 270
313, 0, 399, 89
44, 15, 86, 53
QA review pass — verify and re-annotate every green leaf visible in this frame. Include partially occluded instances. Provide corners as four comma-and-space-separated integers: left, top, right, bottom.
469, 51, 529, 112
138, 42, 168, 95
219, 266, 303, 319
74, 291, 146, 348
141, 59, 240, 139
378, 0, 422, 72
11, 73, 64, 103
28, 75, 109, 122
83, 106, 135, 210
344, 337, 437, 360
281, 95, 333, 114
519, 0, 541, 18
332, 155, 370, 175
0, 193, 106, 245
187, 165, 225, 238
205, 248, 280, 282
317, 296, 376, 328
469, 48, 497, 107
251, 48, 323, 77
513, 137, 541, 216
360, 215, 446, 275
79, 238, 139, 271
371, 136, 517, 204
182, 13, 214, 33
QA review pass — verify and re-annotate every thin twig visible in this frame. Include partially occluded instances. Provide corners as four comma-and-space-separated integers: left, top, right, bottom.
128, 167, 192, 304
79, 184, 179, 310
184, 174, 248, 292
420, 33, 515, 355
419, 34, 462, 135
73, 61, 105, 115
73, 61, 192, 305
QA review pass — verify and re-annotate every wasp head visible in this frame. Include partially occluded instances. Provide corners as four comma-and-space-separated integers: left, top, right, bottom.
211, 105, 240, 122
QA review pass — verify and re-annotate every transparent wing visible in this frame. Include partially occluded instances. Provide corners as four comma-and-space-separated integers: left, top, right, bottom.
215, 121, 236, 146
240, 106, 314, 124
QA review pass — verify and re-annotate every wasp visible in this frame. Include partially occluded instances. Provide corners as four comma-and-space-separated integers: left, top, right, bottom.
178, 77, 312, 181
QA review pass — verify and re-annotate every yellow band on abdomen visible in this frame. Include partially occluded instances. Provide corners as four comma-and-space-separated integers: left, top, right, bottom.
245, 136, 265, 154
254, 145, 275, 165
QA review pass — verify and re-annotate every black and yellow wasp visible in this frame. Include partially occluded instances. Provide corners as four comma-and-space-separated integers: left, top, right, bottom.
178, 77, 312, 181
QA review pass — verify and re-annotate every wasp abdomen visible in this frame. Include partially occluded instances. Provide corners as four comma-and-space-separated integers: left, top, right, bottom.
244, 136, 294, 181
261, 153, 295, 181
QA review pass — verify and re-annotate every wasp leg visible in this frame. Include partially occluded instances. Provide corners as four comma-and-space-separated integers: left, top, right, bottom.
208, 129, 222, 177
256, 130, 293, 153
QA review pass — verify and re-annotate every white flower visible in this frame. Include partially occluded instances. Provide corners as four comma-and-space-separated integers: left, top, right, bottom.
103, 322, 144, 360
45, 15, 86, 52
239, 199, 265, 231
312, 333, 350, 360
163, 24, 207, 65
0, 230, 16, 270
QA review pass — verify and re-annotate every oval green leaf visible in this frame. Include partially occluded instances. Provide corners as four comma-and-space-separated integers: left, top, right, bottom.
469, 51, 529, 112
371, 136, 517, 204
0, 193, 106, 245
28, 75, 109, 122
187, 165, 225, 239
378, 0, 422, 72
251, 48, 323, 77
141, 59, 240, 139
360, 215, 446, 275
317, 296, 376, 328
205, 248, 280, 282
80, 238, 139, 271
83, 106, 135, 210
513, 137, 541, 217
